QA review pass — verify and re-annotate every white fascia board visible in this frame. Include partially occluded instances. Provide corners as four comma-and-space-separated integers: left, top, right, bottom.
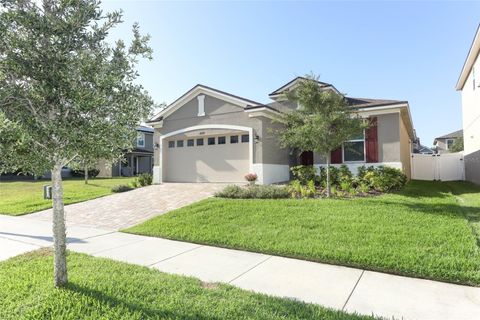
245, 108, 280, 119
147, 120, 163, 128
456, 25, 480, 90
152, 86, 257, 121
357, 103, 415, 139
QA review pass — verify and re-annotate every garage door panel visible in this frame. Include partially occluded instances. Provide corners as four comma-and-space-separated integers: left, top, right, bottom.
165, 137, 249, 182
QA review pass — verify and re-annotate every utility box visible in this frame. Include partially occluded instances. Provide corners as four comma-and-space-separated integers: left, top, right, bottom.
43, 185, 52, 200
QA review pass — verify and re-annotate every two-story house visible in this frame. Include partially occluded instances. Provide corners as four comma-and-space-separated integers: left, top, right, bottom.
433, 129, 463, 154
97, 126, 154, 177
456, 24, 480, 184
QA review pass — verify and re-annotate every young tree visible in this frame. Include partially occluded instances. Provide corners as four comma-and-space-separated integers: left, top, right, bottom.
0, 0, 154, 287
277, 75, 366, 197
450, 136, 464, 153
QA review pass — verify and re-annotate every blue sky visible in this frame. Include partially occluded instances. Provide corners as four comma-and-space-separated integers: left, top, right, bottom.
102, 0, 479, 147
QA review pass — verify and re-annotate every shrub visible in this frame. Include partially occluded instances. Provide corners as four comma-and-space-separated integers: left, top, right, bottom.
319, 166, 340, 187
72, 168, 100, 178
338, 164, 353, 184
215, 185, 289, 199
111, 185, 133, 193
374, 166, 407, 192
245, 185, 290, 199
360, 166, 406, 192
357, 182, 371, 194
137, 173, 153, 187
130, 179, 139, 188
290, 165, 317, 185
287, 180, 316, 198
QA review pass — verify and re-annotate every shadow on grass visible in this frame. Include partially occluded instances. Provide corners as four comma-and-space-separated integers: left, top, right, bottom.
398, 180, 480, 199
64, 281, 329, 320
64, 282, 224, 320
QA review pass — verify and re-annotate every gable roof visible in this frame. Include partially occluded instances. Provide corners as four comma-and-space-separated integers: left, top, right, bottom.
149, 84, 265, 122
268, 76, 340, 97
456, 24, 480, 90
434, 129, 463, 140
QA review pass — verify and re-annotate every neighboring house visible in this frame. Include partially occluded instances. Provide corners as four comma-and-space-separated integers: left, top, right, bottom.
456, 24, 480, 185
412, 138, 435, 155
97, 126, 154, 177
433, 130, 463, 154
148, 77, 416, 184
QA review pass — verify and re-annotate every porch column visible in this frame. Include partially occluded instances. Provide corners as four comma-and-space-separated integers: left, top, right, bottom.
130, 154, 134, 176
153, 134, 162, 184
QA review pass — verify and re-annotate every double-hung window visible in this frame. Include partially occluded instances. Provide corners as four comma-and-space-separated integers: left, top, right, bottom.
446, 139, 454, 150
343, 132, 365, 162
137, 133, 145, 148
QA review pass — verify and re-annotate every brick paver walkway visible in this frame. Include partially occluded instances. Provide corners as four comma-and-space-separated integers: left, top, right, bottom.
25, 183, 226, 230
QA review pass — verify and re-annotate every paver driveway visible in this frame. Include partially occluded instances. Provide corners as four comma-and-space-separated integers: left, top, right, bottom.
25, 183, 225, 230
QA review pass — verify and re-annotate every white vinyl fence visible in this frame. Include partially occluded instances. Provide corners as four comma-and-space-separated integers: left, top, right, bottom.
411, 153, 465, 181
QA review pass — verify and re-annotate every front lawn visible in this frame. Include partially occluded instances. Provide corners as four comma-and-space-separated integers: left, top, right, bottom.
0, 250, 373, 320
125, 181, 480, 286
0, 177, 135, 216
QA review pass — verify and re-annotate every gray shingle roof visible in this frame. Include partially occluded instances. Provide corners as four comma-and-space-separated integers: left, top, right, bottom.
266, 97, 407, 112
346, 97, 407, 109
435, 129, 463, 140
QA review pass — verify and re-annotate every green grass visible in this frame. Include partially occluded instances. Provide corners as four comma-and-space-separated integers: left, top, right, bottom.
0, 177, 135, 216
125, 181, 480, 286
0, 250, 373, 320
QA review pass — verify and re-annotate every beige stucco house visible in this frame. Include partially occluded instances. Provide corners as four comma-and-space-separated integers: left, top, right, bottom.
148, 77, 415, 184
456, 24, 480, 185
433, 129, 463, 154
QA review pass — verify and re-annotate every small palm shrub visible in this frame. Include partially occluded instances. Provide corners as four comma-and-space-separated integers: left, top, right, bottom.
112, 185, 133, 193
287, 180, 316, 198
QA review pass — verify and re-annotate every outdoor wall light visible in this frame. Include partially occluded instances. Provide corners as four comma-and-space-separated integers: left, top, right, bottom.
154, 143, 160, 150
255, 135, 260, 143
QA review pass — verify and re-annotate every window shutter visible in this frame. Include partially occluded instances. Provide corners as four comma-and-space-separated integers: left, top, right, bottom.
365, 117, 378, 163
331, 148, 342, 164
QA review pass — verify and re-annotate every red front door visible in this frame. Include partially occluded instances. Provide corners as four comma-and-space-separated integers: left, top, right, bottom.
300, 151, 314, 166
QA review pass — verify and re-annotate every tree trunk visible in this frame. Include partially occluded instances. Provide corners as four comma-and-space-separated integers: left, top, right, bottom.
326, 153, 331, 198
84, 165, 88, 184
51, 163, 68, 287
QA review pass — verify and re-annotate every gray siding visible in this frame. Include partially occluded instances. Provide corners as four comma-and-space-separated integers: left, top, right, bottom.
465, 149, 480, 185
313, 112, 402, 164
157, 94, 264, 164
261, 118, 290, 165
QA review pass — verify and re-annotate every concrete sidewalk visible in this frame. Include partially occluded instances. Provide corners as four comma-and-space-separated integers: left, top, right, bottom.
1, 214, 480, 320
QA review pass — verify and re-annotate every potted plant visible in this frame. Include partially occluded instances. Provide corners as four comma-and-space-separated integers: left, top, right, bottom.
244, 173, 258, 186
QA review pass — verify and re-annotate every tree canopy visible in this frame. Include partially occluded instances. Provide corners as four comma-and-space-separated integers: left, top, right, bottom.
276, 75, 366, 196
0, 0, 154, 175
0, 0, 155, 287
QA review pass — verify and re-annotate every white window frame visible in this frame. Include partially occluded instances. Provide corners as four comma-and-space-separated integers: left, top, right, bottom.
137, 132, 145, 148
342, 131, 366, 163
446, 139, 454, 150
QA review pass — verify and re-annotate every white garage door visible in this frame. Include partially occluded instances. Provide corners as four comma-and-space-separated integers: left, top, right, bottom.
164, 134, 249, 182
